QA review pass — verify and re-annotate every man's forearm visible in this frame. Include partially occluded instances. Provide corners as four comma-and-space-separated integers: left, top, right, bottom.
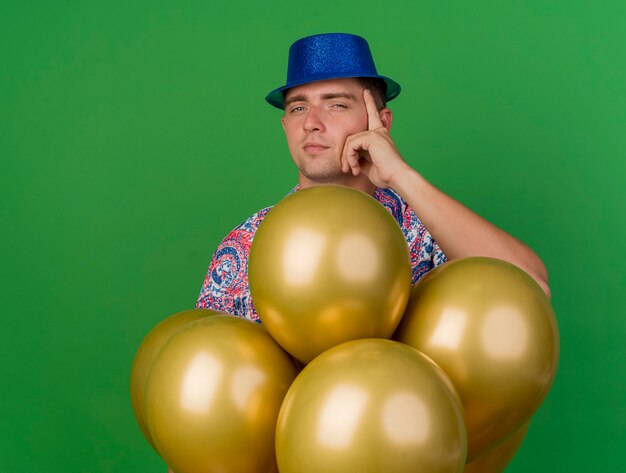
392, 168, 551, 298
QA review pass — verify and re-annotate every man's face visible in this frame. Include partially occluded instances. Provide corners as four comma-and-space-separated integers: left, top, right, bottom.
281, 78, 370, 185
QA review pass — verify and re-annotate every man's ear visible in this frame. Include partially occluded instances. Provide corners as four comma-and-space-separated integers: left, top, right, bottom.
380, 108, 393, 131
281, 115, 286, 132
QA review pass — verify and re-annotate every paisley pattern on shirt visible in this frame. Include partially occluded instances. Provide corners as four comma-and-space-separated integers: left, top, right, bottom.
196, 187, 446, 321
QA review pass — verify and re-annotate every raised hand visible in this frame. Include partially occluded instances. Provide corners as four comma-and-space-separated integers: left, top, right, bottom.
340, 89, 410, 189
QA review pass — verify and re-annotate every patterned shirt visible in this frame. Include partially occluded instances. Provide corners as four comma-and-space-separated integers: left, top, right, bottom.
196, 186, 447, 322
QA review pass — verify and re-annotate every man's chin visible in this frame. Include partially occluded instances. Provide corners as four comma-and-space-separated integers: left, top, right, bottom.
297, 162, 341, 180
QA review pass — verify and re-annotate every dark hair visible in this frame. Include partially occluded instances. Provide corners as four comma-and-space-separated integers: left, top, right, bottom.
355, 77, 387, 110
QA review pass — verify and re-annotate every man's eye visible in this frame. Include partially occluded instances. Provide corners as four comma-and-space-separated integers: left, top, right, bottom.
331, 103, 348, 109
289, 106, 305, 113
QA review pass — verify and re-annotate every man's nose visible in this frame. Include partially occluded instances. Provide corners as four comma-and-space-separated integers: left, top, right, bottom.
303, 107, 325, 132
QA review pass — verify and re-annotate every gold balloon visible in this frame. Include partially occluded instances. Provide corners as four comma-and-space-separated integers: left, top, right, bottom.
394, 257, 559, 461
249, 185, 412, 363
464, 422, 530, 473
130, 308, 217, 450
276, 339, 467, 473
145, 315, 298, 473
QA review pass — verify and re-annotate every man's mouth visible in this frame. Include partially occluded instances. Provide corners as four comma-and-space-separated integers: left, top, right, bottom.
303, 142, 330, 154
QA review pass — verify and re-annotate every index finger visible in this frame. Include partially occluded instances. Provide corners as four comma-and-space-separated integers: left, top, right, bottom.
364, 89, 384, 130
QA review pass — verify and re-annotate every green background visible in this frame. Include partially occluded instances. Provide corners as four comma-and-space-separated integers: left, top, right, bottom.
2, 0, 624, 471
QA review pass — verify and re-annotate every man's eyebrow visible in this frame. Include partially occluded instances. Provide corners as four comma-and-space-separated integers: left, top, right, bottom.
321, 92, 357, 101
284, 92, 358, 106
284, 94, 307, 106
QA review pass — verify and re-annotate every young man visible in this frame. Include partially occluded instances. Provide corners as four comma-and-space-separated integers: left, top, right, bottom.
196, 33, 550, 321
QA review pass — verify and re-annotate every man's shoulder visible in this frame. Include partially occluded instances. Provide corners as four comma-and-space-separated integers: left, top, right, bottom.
374, 186, 406, 204
235, 206, 273, 233
218, 206, 273, 246
373, 187, 409, 220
